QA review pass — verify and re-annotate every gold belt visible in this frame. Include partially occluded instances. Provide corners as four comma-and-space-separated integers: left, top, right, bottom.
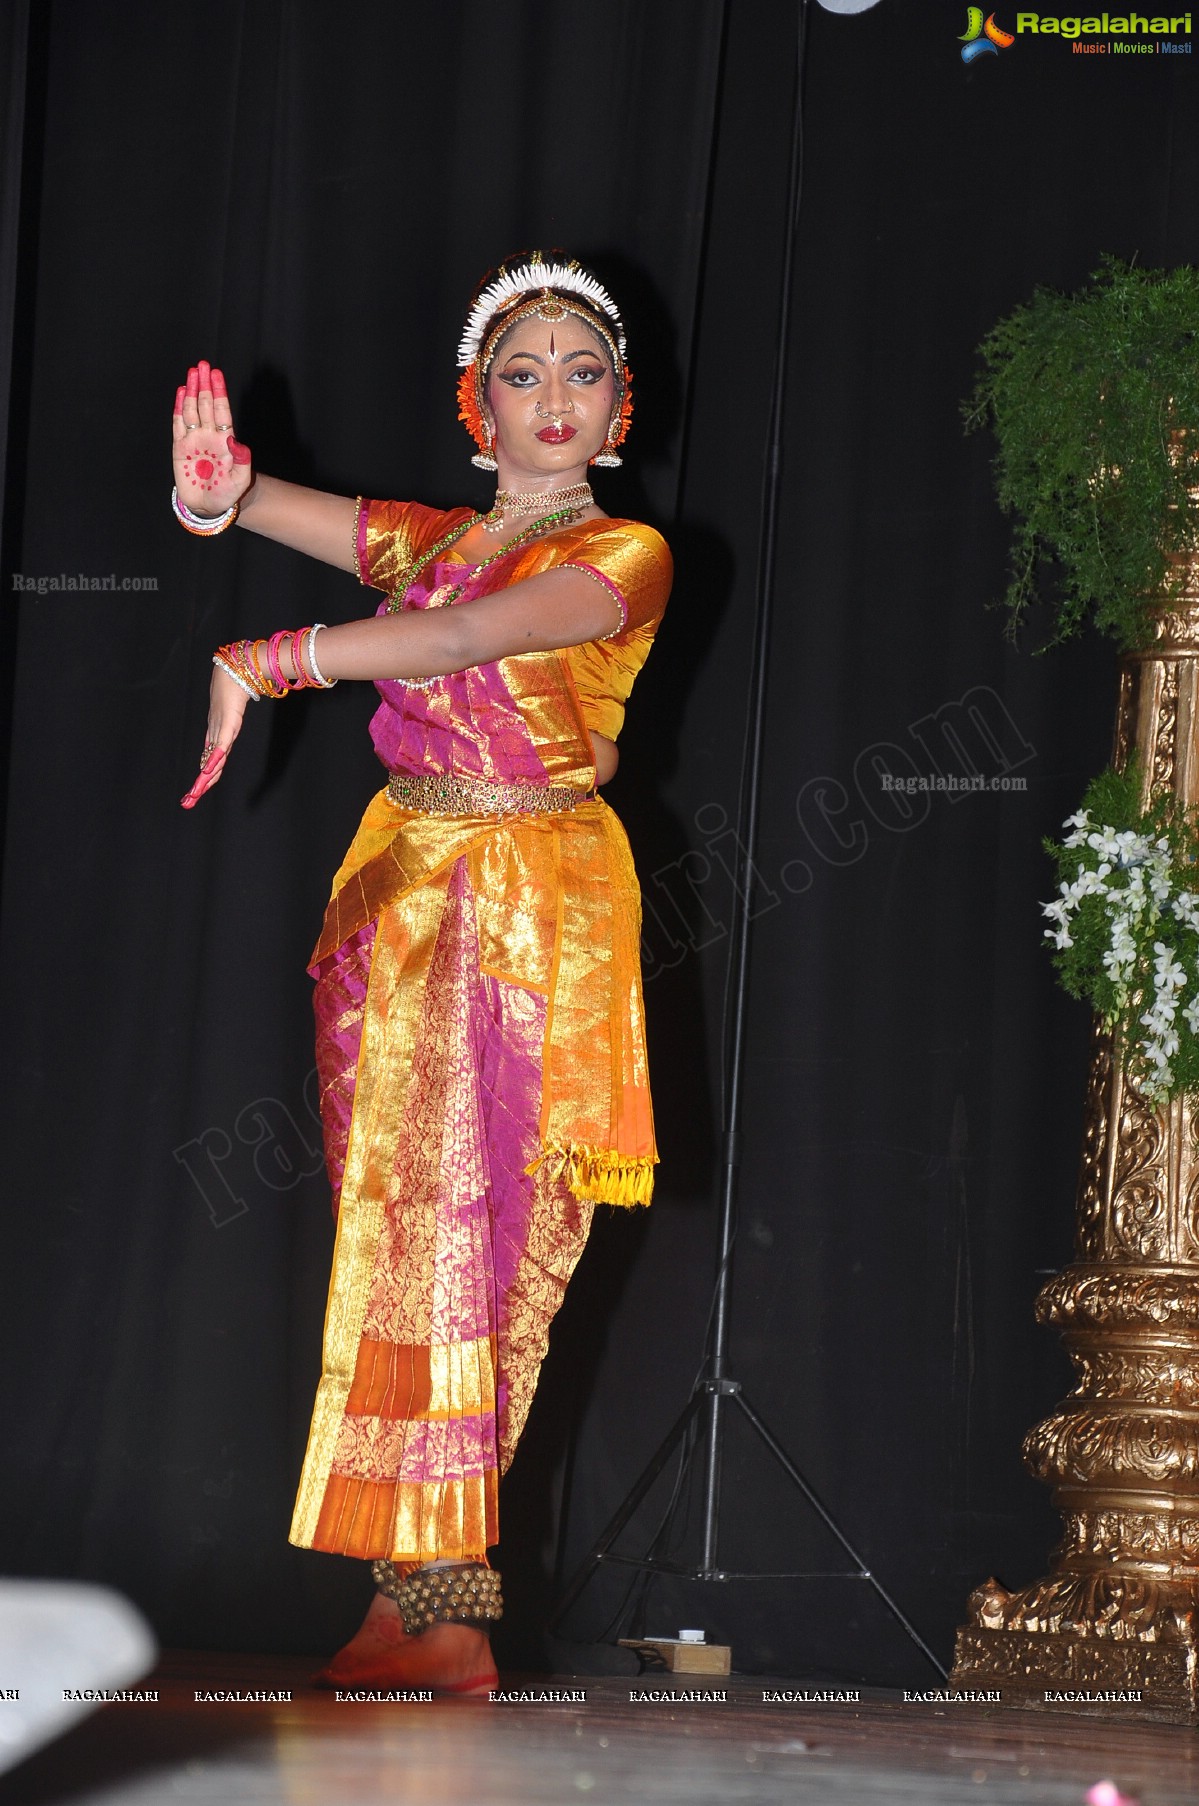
386, 770, 589, 816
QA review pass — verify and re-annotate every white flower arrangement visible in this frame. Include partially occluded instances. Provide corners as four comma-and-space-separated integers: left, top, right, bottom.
1044, 768, 1199, 1104
457, 259, 627, 369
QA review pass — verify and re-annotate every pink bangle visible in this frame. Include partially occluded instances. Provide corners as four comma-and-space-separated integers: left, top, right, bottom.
246, 638, 286, 698
265, 630, 290, 690
288, 626, 310, 688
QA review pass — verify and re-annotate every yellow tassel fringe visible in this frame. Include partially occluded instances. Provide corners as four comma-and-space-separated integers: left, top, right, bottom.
526, 1142, 657, 1207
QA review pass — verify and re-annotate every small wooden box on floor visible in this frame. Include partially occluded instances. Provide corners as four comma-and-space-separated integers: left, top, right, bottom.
618, 1638, 732, 1675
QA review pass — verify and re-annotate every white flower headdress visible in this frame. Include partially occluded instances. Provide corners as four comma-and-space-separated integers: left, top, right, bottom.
457, 255, 628, 368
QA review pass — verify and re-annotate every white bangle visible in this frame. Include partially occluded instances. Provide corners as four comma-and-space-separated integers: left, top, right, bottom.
173, 486, 239, 535
212, 653, 260, 700
306, 623, 338, 688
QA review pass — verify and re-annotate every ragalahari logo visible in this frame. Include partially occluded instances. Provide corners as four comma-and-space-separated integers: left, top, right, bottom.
960, 7, 1016, 59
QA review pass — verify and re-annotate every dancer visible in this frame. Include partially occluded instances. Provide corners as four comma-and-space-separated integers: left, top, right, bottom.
173, 254, 671, 1693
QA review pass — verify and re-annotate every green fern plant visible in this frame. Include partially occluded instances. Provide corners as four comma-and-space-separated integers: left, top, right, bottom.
968, 256, 1199, 649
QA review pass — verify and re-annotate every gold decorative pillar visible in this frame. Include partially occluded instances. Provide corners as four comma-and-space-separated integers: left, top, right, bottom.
950, 571, 1199, 1726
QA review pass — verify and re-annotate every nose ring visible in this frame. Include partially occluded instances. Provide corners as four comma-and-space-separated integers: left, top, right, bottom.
535, 400, 575, 420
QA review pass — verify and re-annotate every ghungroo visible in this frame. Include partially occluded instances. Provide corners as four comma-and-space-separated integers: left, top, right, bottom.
372, 1560, 503, 1636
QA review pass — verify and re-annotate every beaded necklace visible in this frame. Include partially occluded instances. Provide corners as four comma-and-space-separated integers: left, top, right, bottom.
481, 483, 594, 534
385, 505, 584, 615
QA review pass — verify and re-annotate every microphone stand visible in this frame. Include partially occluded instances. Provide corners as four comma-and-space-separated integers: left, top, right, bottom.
552, 0, 945, 1681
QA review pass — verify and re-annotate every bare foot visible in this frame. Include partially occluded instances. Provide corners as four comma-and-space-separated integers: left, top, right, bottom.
314, 1591, 410, 1678
313, 1592, 497, 1696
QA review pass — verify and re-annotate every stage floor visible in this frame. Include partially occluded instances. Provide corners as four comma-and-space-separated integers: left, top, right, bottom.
0, 1651, 1196, 1805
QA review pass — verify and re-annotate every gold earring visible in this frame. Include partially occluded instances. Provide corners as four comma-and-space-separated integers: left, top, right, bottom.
471, 419, 498, 472
591, 421, 622, 469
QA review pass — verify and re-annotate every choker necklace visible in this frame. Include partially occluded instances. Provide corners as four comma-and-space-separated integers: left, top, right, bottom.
482, 482, 594, 533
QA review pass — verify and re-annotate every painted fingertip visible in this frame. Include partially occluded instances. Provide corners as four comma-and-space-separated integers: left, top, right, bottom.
186, 368, 199, 395
228, 436, 252, 465
211, 368, 227, 396
174, 386, 185, 412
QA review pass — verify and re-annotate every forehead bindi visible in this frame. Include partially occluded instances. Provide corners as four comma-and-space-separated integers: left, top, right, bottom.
498, 318, 609, 371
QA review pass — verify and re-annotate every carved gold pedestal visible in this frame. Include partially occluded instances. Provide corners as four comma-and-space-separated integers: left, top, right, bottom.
950, 584, 1199, 1725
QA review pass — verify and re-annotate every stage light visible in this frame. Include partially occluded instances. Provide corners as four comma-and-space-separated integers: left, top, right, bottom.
813, 0, 885, 11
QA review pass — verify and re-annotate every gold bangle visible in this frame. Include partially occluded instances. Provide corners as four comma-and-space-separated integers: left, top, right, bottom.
246, 638, 287, 699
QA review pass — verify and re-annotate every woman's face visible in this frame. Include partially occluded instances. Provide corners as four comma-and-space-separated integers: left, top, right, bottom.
485, 311, 615, 484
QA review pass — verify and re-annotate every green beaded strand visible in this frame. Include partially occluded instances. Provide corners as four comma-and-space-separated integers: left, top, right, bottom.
386, 506, 585, 616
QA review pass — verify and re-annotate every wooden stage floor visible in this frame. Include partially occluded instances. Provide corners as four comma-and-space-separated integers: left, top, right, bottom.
1, 1651, 1197, 1805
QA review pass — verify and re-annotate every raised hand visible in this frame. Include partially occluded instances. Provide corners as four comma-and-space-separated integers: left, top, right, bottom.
172, 358, 253, 517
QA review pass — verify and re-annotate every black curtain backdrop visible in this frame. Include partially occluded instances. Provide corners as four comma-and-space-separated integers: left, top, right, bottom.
1, 0, 1195, 1685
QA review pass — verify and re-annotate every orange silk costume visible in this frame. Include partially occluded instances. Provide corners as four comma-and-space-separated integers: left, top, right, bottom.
288, 500, 671, 1567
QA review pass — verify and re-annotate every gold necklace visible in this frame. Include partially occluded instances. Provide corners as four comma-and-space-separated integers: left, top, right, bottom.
481, 482, 594, 533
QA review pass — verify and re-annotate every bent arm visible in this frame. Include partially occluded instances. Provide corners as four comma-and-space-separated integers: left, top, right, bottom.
276, 566, 624, 684
237, 475, 358, 573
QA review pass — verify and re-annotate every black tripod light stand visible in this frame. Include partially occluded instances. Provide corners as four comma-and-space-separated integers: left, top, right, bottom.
553, 0, 944, 1681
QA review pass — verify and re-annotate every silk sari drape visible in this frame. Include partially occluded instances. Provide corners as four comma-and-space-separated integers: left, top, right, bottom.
290, 551, 656, 1564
